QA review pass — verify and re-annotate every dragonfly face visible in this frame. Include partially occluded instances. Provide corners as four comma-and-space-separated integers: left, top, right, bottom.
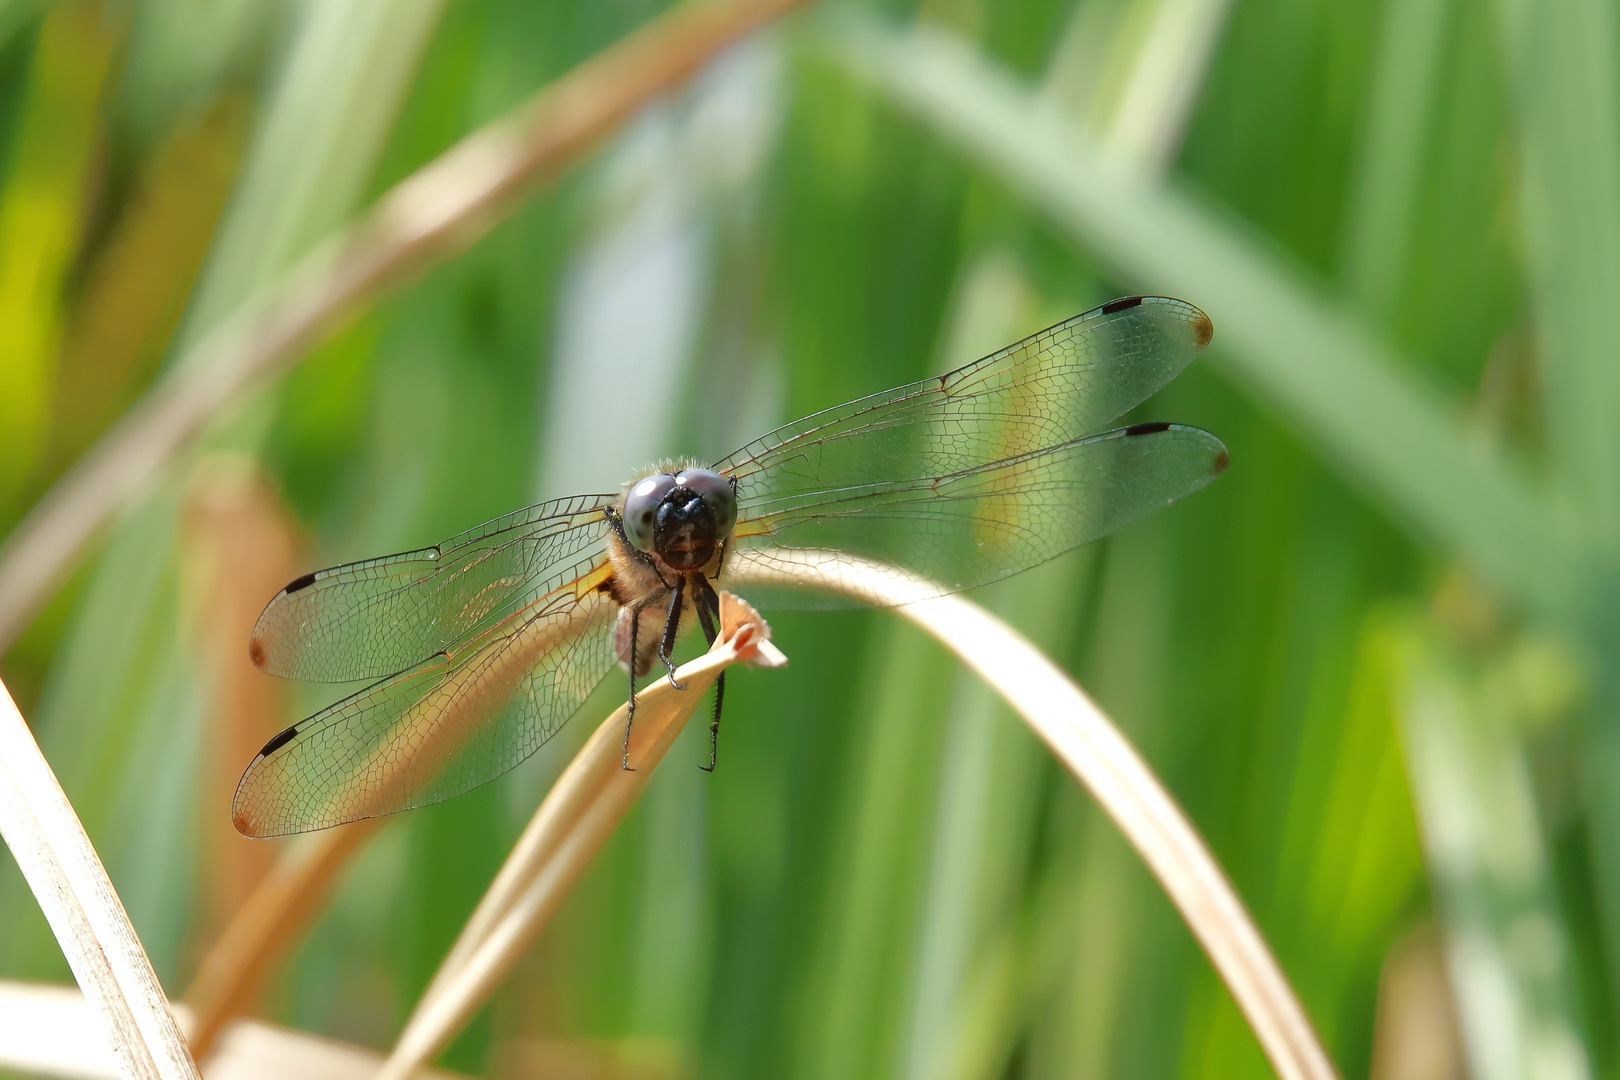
621, 467, 737, 572
232, 295, 1228, 837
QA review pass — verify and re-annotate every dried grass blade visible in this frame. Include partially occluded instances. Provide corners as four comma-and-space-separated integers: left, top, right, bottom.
0, 679, 199, 1080
728, 549, 1338, 1080
377, 596, 783, 1080
0, 0, 814, 653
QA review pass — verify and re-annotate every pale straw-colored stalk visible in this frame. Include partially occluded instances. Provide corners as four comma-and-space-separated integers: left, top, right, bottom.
730, 549, 1337, 1080
0, 0, 813, 654
0, 680, 200, 1080
376, 593, 785, 1080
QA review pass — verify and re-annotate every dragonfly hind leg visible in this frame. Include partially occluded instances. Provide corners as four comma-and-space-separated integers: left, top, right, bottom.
692, 574, 724, 772
621, 596, 652, 771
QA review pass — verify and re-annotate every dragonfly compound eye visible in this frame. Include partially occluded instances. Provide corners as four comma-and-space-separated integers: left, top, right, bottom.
674, 468, 736, 540
623, 473, 677, 552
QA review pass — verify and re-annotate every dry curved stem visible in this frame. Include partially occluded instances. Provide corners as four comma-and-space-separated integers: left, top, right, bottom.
0, 0, 813, 653
727, 549, 1338, 1080
376, 594, 784, 1080
0, 679, 200, 1080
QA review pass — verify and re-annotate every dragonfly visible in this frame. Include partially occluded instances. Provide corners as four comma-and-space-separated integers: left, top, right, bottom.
233, 295, 1227, 837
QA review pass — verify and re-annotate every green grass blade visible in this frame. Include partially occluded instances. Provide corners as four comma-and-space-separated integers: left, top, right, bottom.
177, 0, 449, 347
1495, 0, 1620, 542
1388, 609, 1593, 1080
1339, 0, 1450, 321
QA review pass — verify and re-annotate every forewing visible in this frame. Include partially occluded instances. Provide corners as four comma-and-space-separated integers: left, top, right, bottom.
715, 296, 1212, 511
250, 494, 616, 682
713, 296, 1219, 604
232, 585, 619, 836
727, 424, 1227, 606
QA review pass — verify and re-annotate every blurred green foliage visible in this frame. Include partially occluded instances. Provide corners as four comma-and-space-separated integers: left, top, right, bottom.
0, 0, 1613, 1078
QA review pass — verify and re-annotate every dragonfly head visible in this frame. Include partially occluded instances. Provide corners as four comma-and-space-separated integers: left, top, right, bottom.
624, 467, 737, 572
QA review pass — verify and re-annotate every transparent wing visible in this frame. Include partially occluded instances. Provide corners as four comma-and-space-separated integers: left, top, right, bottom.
713, 297, 1221, 604
232, 586, 619, 836
250, 494, 616, 683
725, 423, 1227, 606
716, 296, 1211, 502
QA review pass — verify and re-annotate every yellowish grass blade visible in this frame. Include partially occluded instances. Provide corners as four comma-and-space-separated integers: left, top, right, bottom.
183, 462, 299, 925
0, 680, 199, 1080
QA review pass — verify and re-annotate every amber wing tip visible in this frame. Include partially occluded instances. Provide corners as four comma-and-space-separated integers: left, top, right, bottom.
1192, 311, 1214, 349
232, 807, 261, 837
1213, 449, 1230, 475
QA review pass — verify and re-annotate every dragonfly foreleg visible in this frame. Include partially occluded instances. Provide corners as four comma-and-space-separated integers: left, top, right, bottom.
659, 575, 686, 690
691, 573, 724, 773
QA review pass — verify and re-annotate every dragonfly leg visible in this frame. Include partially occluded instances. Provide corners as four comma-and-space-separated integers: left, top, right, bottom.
691, 574, 724, 772
659, 575, 686, 690
622, 599, 643, 771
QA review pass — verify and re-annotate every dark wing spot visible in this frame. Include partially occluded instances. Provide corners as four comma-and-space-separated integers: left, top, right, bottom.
1101, 295, 1144, 314
258, 725, 299, 759
1125, 421, 1172, 436
1213, 449, 1230, 475
284, 572, 317, 595
248, 638, 267, 668
1192, 311, 1214, 349
596, 573, 616, 594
